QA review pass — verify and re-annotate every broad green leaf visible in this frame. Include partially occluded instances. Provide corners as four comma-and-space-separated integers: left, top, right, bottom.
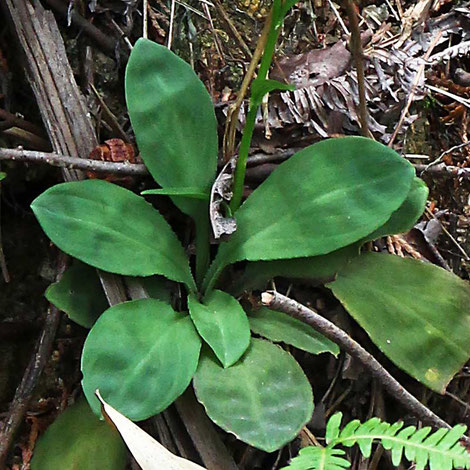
31, 180, 195, 291
364, 177, 428, 241
46, 261, 108, 328
233, 244, 359, 294
125, 38, 217, 219
193, 339, 313, 452
248, 307, 339, 356
82, 299, 201, 420
328, 253, 470, 393
188, 290, 250, 368
31, 398, 126, 470
0, 172, 6, 181
204, 137, 415, 292
141, 187, 210, 201
251, 79, 295, 106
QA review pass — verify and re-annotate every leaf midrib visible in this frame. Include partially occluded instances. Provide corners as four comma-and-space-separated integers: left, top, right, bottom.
235, 169, 410, 256
35, 203, 192, 287
348, 282, 469, 361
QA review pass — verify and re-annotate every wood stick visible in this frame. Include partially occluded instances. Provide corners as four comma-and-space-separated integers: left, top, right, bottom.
261, 291, 461, 436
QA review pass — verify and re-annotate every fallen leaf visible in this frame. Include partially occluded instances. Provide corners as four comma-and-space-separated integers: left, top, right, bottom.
96, 391, 206, 470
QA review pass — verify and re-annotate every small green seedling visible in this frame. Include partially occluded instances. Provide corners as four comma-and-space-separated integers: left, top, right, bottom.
31, 0, 470, 454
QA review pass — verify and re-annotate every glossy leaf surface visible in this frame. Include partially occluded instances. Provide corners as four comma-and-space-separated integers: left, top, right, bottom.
194, 339, 313, 452
188, 290, 250, 368
126, 39, 217, 218
205, 137, 414, 291
31, 180, 195, 291
328, 253, 470, 393
249, 307, 339, 356
31, 398, 126, 470
365, 177, 428, 241
46, 261, 108, 328
82, 299, 201, 420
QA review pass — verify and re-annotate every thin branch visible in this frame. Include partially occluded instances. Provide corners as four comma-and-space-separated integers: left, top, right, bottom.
388, 31, 442, 147
3, 147, 470, 181
0, 147, 149, 176
143, 0, 148, 39
0, 108, 45, 138
168, 0, 176, 50
345, 0, 370, 138
420, 141, 470, 173
41, 0, 124, 58
212, 0, 252, 60
424, 207, 470, 262
261, 291, 460, 435
0, 254, 68, 467
414, 163, 470, 179
0, 171, 9, 283
426, 84, 470, 110
327, 0, 349, 34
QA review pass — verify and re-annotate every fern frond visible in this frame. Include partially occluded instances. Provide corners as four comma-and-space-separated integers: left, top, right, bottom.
281, 447, 350, 470
283, 413, 470, 470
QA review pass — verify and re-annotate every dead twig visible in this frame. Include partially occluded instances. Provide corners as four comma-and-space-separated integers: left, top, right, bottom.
414, 163, 470, 180
212, 0, 252, 60
0, 108, 45, 137
0, 173, 9, 283
261, 291, 461, 436
345, 0, 371, 138
424, 207, 470, 262
426, 84, 470, 110
388, 31, 442, 147
168, 0, 177, 50
0, 147, 149, 176
327, 0, 349, 35
202, 2, 225, 65
41, 0, 124, 58
0, 254, 68, 468
88, 84, 129, 142
175, 390, 239, 470
5, 147, 470, 182
420, 141, 470, 173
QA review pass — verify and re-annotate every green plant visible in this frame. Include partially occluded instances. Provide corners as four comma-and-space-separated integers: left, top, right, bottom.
283, 412, 470, 470
30, 0, 470, 455
30, 398, 126, 470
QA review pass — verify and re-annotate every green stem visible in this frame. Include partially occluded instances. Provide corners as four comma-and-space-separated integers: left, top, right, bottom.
195, 214, 210, 289
229, 106, 258, 211
229, 3, 284, 213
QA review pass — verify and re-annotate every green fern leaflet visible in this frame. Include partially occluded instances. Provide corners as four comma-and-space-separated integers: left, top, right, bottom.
283, 413, 470, 470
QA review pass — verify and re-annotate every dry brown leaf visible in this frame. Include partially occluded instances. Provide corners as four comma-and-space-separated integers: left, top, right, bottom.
96, 391, 206, 470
